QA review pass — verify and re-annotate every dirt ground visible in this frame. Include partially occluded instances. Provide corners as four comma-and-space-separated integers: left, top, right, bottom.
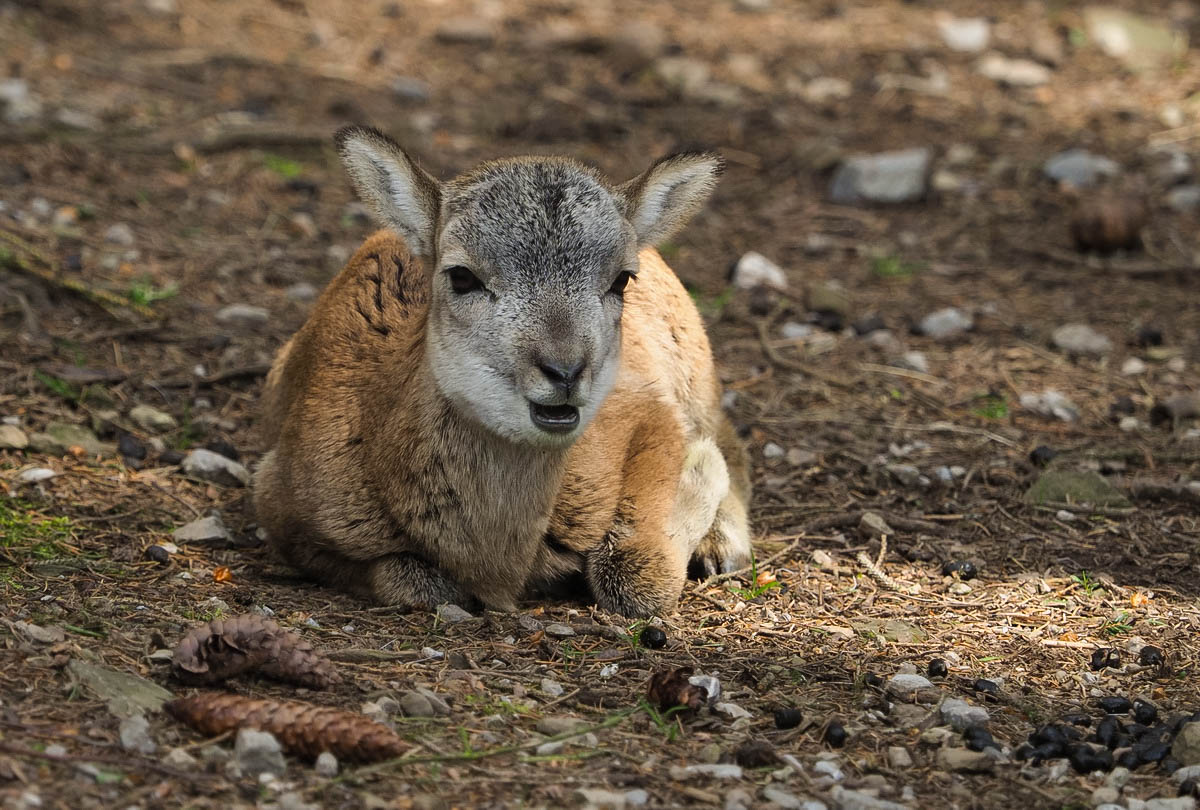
2, 0, 1200, 808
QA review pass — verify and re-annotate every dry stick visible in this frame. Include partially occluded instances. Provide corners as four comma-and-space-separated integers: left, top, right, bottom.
0, 228, 156, 321
147, 363, 272, 389
855, 534, 918, 594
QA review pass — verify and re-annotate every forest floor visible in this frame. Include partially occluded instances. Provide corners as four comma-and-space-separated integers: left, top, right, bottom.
1, 0, 1200, 808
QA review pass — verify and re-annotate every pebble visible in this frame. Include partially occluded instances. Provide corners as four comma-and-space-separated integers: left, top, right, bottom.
126, 403, 177, 434
235, 728, 286, 777
977, 52, 1051, 86
34, 421, 108, 457
938, 746, 994, 772
763, 442, 785, 460
787, 448, 817, 467
18, 468, 57, 484
714, 702, 752, 720
436, 603, 474, 623
541, 678, 564, 697
1084, 7, 1184, 70
544, 622, 575, 638
1174, 723, 1200, 766
0, 424, 29, 449
625, 790, 649, 807
181, 449, 250, 487
829, 148, 931, 205
893, 351, 929, 374
1122, 357, 1148, 375
1019, 390, 1081, 422
887, 673, 934, 699
937, 15, 990, 52
537, 716, 588, 736
689, 674, 721, 703
940, 698, 990, 731
171, 515, 233, 548
1052, 323, 1113, 356
104, 223, 136, 246
762, 787, 805, 810
285, 282, 318, 302
215, 303, 270, 328
669, 763, 743, 780
162, 747, 199, 770
829, 786, 908, 810
119, 714, 157, 755
807, 281, 851, 318
1093, 786, 1121, 805
781, 322, 815, 340
0, 78, 42, 124
574, 788, 628, 809
885, 464, 921, 487
731, 251, 788, 290
1166, 186, 1200, 213
813, 759, 844, 780
918, 307, 973, 339
399, 690, 435, 718
887, 746, 913, 768
536, 740, 565, 756
1044, 150, 1120, 189
314, 751, 338, 778
858, 511, 893, 539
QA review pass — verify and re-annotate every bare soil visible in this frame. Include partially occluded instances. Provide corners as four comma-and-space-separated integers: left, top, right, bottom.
1, 1, 1199, 808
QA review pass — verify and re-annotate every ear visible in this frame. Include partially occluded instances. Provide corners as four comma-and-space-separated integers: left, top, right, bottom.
334, 125, 442, 257
616, 151, 724, 247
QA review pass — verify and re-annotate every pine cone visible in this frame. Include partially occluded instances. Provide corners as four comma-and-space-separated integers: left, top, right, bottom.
165, 693, 407, 763
172, 613, 342, 689
647, 667, 707, 715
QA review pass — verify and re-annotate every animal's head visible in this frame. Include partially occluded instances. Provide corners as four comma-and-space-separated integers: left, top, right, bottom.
335, 125, 722, 447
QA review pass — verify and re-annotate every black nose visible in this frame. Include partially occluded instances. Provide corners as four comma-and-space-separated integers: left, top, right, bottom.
538, 359, 584, 393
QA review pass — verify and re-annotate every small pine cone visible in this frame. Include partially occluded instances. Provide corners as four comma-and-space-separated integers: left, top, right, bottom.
172, 613, 342, 689
165, 693, 407, 763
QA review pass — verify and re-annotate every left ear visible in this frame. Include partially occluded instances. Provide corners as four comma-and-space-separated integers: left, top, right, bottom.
616, 151, 724, 247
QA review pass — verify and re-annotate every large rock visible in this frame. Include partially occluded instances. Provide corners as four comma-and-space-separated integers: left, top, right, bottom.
181, 449, 250, 487
1024, 469, 1132, 508
830, 148, 931, 205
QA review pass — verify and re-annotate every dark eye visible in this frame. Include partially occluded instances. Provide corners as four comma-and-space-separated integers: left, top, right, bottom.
608, 271, 633, 295
446, 266, 483, 295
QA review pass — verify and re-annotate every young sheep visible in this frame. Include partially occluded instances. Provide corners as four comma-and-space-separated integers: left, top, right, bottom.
254, 126, 752, 617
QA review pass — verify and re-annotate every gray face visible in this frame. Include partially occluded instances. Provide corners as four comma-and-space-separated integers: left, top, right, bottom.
425, 159, 638, 447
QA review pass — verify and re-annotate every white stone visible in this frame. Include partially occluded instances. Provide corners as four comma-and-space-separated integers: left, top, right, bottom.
1122, 357, 1148, 375
1052, 323, 1113, 356
938, 16, 990, 52
314, 751, 338, 778
732, 251, 788, 290
669, 763, 743, 780
977, 53, 1051, 86
181, 449, 250, 487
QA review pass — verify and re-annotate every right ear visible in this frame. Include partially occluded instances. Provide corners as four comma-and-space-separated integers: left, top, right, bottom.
334, 126, 441, 257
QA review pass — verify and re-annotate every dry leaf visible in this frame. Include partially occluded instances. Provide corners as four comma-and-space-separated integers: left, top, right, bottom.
213, 566, 233, 583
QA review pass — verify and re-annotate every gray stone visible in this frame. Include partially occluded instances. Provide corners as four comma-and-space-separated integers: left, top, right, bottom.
33, 422, 108, 457
399, 690, 436, 718
129, 404, 177, 433
536, 716, 589, 736
937, 746, 994, 773
1084, 7, 1187, 70
544, 622, 575, 638
1144, 800, 1197, 810
435, 603, 474, 623
937, 16, 990, 52
172, 516, 230, 547
887, 673, 934, 699
829, 786, 908, 810
1019, 390, 1080, 422
517, 614, 544, 633
575, 788, 627, 809
1174, 765, 1200, 784
918, 307, 973, 339
624, 789, 648, 807
118, 714, 157, 755
788, 448, 817, 467
314, 751, 338, 778
17, 468, 57, 484
1093, 787, 1121, 806
13, 622, 64, 644
669, 763, 743, 780
1173, 722, 1200, 765
1122, 357, 1148, 375
536, 740, 564, 756
1025, 469, 1131, 508
893, 351, 929, 374
763, 442, 785, 460
808, 282, 851, 317
732, 251, 788, 290
813, 759, 844, 780
391, 77, 432, 102
830, 148, 931, 205
162, 747, 199, 770
713, 702, 752, 720
976, 53, 1051, 86
725, 788, 754, 810
762, 786, 806, 809
1043, 150, 1120, 189
285, 282, 318, 302
939, 698, 990, 731
781, 322, 815, 340
0, 78, 42, 124
1166, 186, 1200, 212
887, 746, 913, 768
104, 223, 135, 246
0, 424, 29, 449
885, 464, 921, 487
1052, 323, 1113, 356
235, 728, 286, 777
215, 303, 269, 327
67, 660, 173, 718
541, 678, 564, 697
859, 511, 893, 539
181, 449, 250, 487
414, 687, 450, 716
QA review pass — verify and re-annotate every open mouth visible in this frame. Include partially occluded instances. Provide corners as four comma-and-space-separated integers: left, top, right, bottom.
529, 402, 580, 434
